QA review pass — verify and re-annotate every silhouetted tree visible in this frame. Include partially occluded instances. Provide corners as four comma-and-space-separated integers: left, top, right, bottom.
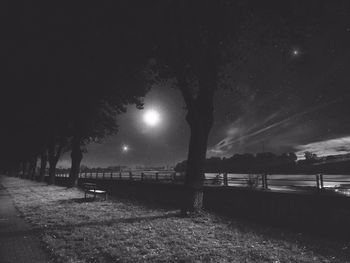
57, 3, 150, 187
39, 150, 47, 182
147, 0, 314, 213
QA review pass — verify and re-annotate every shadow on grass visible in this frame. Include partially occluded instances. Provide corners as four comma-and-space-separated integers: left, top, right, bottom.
1, 212, 180, 239
0, 184, 63, 191
57, 198, 99, 204
219, 215, 350, 261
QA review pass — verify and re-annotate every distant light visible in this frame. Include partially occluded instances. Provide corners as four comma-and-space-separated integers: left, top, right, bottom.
292, 48, 301, 57
143, 109, 161, 127
122, 145, 129, 152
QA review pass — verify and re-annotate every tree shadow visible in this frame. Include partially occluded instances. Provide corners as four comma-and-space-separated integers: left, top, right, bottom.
57, 198, 99, 204
1, 212, 180, 239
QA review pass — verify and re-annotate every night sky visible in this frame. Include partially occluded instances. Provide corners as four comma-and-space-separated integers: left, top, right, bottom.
59, 23, 350, 168
45, 2, 349, 168
6, 1, 350, 167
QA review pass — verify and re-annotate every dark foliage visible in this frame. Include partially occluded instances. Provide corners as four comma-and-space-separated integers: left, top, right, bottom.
0, 2, 149, 181
175, 152, 350, 175
175, 152, 297, 174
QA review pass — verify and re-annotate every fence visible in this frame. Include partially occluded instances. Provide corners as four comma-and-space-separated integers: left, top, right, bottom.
54, 171, 350, 195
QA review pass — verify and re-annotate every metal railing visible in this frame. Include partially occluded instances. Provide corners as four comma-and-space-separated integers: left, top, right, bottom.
54, 171, 350, 195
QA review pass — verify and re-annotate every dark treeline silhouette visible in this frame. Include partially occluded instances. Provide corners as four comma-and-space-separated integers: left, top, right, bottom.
57, 166, 125, 174
175, 152, 350, 175
0, 2, 150, 187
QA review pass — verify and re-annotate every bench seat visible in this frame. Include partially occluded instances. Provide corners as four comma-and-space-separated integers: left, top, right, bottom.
83, 183, 107, 200
87, 189, 106, 194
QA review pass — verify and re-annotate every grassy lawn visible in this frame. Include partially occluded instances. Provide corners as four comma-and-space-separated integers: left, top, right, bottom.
3, 177, 349, 263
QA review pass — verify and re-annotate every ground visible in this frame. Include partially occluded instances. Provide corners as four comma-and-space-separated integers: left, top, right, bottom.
1, 176, 349, 263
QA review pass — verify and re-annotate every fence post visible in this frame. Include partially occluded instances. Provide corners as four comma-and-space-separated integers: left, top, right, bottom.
319, 173, 324, 189
141, 172, 144, 181
90, 172, 92, 178
172, 172, 176, 182
85, 172, 87, 178
316, 174, 320, 189
96, 171, 98, 179
264, 174, 268, 189
129, 171, 132, 180
155, 172, 159, 182
102, 172, 105, 179
110, 172, 113, 180
261, 174, 265, 189
223, 173, 228, 187
119, 172, 122, 180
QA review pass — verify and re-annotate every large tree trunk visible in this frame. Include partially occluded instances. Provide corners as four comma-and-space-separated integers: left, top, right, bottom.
39, 151, 47, 181
68, 135, 83, 187
181, 110, 213, 214
179, 42, 217, 215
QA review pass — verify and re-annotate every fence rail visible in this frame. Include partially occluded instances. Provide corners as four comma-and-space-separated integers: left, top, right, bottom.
54, 171, 350, 196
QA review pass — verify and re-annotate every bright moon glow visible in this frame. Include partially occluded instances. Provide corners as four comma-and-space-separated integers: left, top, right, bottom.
143, 109, 161, 127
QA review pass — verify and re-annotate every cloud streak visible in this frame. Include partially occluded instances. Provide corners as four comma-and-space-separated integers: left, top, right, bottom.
295, 136, 350, 159
209, 99, 341, 157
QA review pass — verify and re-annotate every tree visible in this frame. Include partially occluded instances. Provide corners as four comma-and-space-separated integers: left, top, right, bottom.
38, 150, 47, 182
52, 3, 150, 187
303, 151, 318, 165
145, 0, 332, 213
47, 133, 66, 185
144, 0, 230, 213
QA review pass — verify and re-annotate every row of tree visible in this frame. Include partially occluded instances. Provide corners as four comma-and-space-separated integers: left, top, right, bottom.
0, 2, 150, 187
175, 152, 298, 174
175, 152, 350, 175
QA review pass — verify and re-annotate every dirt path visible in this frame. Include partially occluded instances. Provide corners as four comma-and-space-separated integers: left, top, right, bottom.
0, 175, 51, 263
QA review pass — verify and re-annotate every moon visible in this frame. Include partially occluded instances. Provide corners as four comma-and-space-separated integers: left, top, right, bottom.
122, 145, 129, 152
143, 109, 161, 127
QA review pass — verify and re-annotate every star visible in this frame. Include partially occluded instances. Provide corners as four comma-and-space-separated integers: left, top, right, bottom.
291, 48, 301, 57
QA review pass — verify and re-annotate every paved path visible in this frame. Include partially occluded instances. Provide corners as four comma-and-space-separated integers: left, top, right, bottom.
0, 175, 51, 263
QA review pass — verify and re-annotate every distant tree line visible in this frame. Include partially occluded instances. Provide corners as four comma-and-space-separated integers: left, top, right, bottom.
174, 152, 350, 175
56, 166, 125, 174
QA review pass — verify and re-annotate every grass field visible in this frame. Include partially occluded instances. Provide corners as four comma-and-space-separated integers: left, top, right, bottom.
3, 177, 350, 263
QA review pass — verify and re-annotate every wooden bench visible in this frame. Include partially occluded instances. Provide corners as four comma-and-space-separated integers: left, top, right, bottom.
83, 183, 107, 200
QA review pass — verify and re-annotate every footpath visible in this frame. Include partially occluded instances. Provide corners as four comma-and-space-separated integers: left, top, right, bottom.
0, 175, 51, 263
